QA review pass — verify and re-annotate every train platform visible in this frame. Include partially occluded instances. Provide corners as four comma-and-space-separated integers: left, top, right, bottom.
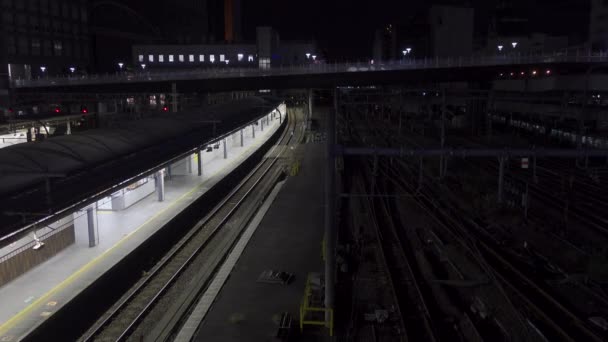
190, 115, 330, 341
0, 116, 282, 342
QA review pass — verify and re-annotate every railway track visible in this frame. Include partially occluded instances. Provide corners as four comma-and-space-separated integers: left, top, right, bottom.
344, 101, 605, 341
81, 108, 298, 342
359, 167, 436, 342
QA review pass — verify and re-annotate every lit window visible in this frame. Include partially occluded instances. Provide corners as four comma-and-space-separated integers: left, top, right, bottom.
138, 55, 144, 62
53, 40, 62, 56
189, 54, 194, 62
179, 54, 184, 62
248, 55, 254, 62
158, 55, 164, 62
199, 54, 204, 62
168, 54, 174, 62
210, 54, 215, 63
219, 54, 225, 62
237, 53, 244, 61
148, 55, 154, 62
259, 57, 270, 69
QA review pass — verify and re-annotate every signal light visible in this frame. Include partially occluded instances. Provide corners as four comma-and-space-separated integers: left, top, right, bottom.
54, 106, 61, 113
81, 106, 88, 114
162, 105, 169, 112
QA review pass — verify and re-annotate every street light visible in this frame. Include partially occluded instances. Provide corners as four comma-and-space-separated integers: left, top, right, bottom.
498, 45, 504, 52
69, 67, 75, 73
118, 62, 124, 70
225, 59, 230, 65
406, 48, 412, 54
312, 55, 317, 61
40, 66, 46, 73
141, 63, 146, 70
402, 50, 407, 56
306, 53, 311, 59
511, 42, 518, 48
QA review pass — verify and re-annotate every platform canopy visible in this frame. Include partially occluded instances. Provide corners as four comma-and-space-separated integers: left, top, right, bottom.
0, 96, 283, 243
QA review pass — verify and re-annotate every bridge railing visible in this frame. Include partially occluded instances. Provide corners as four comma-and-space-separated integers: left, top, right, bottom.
12, 50, 608, 88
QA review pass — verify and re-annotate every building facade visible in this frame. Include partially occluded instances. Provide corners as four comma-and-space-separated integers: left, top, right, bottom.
133, 27, 316, 70
590, 0, 608, 50
1, 0, 90, 80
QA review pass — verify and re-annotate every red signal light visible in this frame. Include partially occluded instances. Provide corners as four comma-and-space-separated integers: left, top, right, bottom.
162, 106, 169, 112
81, 107, 88, 114
54, 107, 61, 113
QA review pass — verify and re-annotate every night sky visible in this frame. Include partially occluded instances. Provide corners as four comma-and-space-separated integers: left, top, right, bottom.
242, 0, 589, 58
94, 0, 590, 61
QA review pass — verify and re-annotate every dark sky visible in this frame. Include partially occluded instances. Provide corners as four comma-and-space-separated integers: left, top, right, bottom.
96, 1, 590, 60
242, 0, 589, 58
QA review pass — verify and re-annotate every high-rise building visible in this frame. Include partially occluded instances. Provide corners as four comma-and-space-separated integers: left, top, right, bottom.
429, 6, 474, 58
224, 0, 242, 42
0, 0, 90, 108
490, 0, 531, 37
372, 24, 397, 61
590, 0, 608, 50
1, 0, 90, 78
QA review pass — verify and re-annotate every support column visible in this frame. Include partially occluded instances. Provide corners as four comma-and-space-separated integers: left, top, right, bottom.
252, 124, 255, 138
66, 120, 71, 135
498, 157, 505, 204
223, 138, 227, 159
171, 82, 178, 113
261, 118, 264, 131
439, 91, 446, 179
87, 206, 97, 247
240, 129, 244, 147
197, 148, 203, 176
325, 88, 337, 321
156, 170, 165, 202
308, 88, 313, 130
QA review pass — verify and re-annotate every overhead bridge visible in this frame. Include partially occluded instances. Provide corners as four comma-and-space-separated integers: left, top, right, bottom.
11, 52, 608, 93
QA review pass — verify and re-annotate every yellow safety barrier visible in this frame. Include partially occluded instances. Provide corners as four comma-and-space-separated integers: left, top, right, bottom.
299, 273, 334, 336
290, 160, 300, 176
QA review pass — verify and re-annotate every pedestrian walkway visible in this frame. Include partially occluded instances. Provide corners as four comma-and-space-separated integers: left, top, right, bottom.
0, 114, 282, 342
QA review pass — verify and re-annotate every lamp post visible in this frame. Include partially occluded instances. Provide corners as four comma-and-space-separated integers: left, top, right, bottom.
306, 53, 311, 59
69, 67, 75, 74
511, 42, 518, 48
312, 55, 317, 61
141, 63, 146, 70
118, 62, 124, 71
498, 45, 503, 52
40, 66, 46, 78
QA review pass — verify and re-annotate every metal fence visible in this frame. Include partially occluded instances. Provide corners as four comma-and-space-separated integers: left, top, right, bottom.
12, 50, 608, 88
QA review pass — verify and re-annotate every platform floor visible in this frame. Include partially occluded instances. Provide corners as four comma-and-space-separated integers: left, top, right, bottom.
192, 127, 330, 341
0, 117, 281, 341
